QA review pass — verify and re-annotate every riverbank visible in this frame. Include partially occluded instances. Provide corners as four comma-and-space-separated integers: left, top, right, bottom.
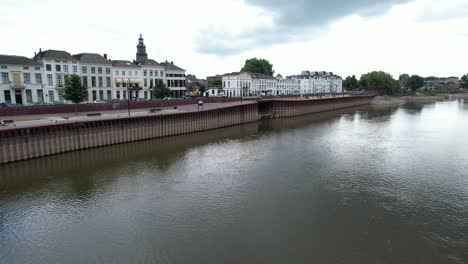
371, 92, 468, 105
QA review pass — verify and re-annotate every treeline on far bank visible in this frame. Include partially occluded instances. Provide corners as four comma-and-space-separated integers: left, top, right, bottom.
343, 72, 468, 95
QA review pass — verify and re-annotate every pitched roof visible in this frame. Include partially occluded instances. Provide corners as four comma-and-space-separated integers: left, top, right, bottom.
111, 60, 140, 68
139, 59, 160, 66
0, 55, 42, 66
73, 53, 111, 64
160, 61, 185, 71
34, 50, 77, 61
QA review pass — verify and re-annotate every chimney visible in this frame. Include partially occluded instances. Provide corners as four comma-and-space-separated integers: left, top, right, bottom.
104, 54, 107, 59
171, 61, 173, 64
39, 48, 42, 52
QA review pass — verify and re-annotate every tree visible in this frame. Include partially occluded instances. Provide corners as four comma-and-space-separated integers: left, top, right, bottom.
460, 74, 468, 89
407, 75, 425, 91
198, 83, 207, 96
241, 57, 274, 76
211, 79, 222, 87
359, 71, 398, 95
64, 74, 87, 104
343, 75, 359, 90
399, 74, 410, 90
153, 79, 171, 99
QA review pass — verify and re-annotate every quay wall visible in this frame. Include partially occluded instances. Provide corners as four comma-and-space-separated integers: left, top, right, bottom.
0, 103, 259, 164
0, 96, 374, 164
266, 96, 374, 118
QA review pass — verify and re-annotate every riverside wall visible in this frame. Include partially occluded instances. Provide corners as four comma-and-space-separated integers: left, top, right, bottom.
263, 95, 374, 118
0, 103, 259, 164
0, 96, 374, 164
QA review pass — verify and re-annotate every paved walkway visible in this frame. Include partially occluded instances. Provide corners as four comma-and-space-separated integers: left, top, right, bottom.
0, 101, 255, 130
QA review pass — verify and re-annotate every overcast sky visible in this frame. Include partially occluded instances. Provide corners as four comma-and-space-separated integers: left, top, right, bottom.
1, 0, 467, 78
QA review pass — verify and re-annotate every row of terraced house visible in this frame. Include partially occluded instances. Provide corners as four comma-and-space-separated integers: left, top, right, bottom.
0, 35, 187, 105
221, 71, 343, 97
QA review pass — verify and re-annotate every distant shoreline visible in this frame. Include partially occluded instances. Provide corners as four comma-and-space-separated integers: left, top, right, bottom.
371, 92, 468, 105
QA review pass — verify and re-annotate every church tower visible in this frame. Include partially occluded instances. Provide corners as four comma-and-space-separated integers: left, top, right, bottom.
136, 34, 148, 63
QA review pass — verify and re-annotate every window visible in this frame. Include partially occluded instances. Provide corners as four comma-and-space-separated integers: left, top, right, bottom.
82, 66, 87, 74
64, 75, 69, 84
106, 68, 111, 74
122, 71, 125, 76
98, 67, 102, 74
150, 70, 153, 76
129, 71, 132, 76
47, 74, 53, 86
115, 70, 119, 76
1, 72, 9, 84
155, 71, 158, 77
106, 77, 111, 87
91, 67, 96, 74
82, 76, 88, 87
135, 71, 138, 76
150, 79, 153, 88
55, 65, 61, 72
46, 64, 52, 71
144, 79, 148, 87
26, 90, 32, 103
37, 90, 43, 103
1, 65, 7, 69
73, 66, 78, 73
98, 76, 103, 87
160, 71, 164, 77
91, 76, 96, 87
23, 73, 31, 84
35, 73, 42, 84
23, 66, 29, 70
144, 70, 147, 76
107, 90, 111, 99
116, 91, 120, 99
63, 65, 69, 73
4, 90, 11, 103
56, 75, 63, 87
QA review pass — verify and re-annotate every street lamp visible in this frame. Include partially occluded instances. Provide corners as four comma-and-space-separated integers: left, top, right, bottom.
127, 78, 131, 116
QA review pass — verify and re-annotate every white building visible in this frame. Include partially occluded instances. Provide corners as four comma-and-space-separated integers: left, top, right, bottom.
33, 49, 80, 103
0, 55, 44, 104
222, 72, 277, 97
290, 71, 343, 94
0, 34, 188, 104
222, 70, 341, 97
73, 53, 113, 101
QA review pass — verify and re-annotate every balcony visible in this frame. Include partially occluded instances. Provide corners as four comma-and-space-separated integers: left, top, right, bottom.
10, 82, 26, 89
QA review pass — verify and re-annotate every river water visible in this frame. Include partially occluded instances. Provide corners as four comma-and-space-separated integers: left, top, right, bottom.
1, 100, 467, 264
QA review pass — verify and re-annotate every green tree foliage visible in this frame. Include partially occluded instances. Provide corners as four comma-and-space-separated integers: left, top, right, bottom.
153, 79, 171, 99
343, 75, 360, 90
399, 74, 410, 89
359, 71, 398, 94
241, 58, 274, 76
460, 74, 468, 89
64, 74, 87, 104
407, 75, 425, 91
211, 79, 222, 86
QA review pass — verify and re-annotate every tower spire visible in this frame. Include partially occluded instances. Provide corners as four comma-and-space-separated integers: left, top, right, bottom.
136, 34, 148, 63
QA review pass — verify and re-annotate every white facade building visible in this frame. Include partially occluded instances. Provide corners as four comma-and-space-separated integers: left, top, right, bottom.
290, 71, 343, 94
222, 70, 341, 97
74, 53, 113, 101
0, 55, 44, 104
33, 49, 80, 103
0, 35, 187, 104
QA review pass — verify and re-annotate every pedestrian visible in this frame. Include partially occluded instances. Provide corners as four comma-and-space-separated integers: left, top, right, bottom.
197, 99, 204, 110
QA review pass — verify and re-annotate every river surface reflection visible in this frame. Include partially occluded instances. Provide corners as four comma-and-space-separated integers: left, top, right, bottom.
1, 100, 467, 264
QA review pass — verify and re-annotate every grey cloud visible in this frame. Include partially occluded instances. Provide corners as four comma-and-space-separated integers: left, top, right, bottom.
196, 0, 411, 55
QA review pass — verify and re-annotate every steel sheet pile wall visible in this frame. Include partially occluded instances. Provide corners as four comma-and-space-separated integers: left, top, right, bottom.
271, 96, 373, 118
0, 103, 259, 164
